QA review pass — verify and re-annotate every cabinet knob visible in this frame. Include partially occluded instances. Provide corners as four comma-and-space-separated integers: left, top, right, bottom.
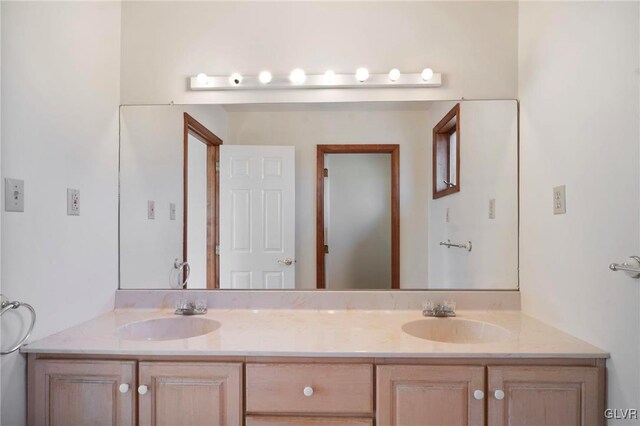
118, 384, 130, 394
138, 385, 149, 395
494, 389, 505, 400
303, 386, 314, 397
473, 390, 484, 400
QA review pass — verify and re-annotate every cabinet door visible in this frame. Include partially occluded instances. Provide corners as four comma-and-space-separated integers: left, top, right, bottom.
488, 366, 600, 426
246, 416, 374, 426
377, 365, 485, 426
32, 359, 136, 426
138, 362, 242, 426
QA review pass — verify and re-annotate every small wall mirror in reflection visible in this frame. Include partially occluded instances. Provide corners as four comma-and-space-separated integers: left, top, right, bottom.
119, 100, 518, 291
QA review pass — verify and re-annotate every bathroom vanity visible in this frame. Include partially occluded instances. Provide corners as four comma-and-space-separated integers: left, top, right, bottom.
24, 294, 607, 426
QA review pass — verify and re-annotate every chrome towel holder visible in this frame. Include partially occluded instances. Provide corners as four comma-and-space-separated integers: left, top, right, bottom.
1, 294, 36, 355
609, 256, 640, 279
439, 239, 472, 252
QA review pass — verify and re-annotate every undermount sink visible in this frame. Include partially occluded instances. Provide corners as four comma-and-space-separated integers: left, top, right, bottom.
402, 318, 510, 344
117, 317, 220, 341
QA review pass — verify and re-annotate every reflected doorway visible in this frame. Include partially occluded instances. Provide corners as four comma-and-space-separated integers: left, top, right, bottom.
316, 145, 400, 289
183, 113, 223, 289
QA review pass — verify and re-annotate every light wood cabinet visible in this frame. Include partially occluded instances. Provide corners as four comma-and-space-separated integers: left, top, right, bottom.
246, 363, 373, 415
29, 356, 604, 426
377, 365, 485, 426
246, 416, 374, 426
138, 362, 242, 426
487, 366, 601, 426
31, 359, 136, 426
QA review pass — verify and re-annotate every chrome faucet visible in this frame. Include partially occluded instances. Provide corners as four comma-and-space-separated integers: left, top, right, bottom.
175, 297, 207, 315
422, 300, 456, 317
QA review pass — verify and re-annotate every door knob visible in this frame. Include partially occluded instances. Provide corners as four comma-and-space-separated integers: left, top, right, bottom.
138, 385, 148, 395
119, 384, 130, 394
494, 389, 505, 400
303, 386, 314, 397
277, 258, 294, 266
473, 390, 484, 400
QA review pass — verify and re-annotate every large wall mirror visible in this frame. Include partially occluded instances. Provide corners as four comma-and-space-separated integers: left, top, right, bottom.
119, 100, 518, 290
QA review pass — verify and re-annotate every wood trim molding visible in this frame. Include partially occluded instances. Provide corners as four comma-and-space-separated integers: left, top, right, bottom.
183, 113, 223, 289
432, 103, 460, 199
316, 144, 400, 289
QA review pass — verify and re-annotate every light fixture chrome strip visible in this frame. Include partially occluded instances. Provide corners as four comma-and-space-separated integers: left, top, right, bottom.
189, 72, 442, 91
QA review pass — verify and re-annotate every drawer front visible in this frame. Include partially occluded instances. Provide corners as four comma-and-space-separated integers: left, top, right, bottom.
246, 363, 373, 415
246, 416, 373, 426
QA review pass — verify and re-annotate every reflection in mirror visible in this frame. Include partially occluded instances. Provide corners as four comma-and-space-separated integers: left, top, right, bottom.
119, 100, 518, 291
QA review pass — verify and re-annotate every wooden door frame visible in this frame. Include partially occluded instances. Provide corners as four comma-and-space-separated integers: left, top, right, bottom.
183, 113, 223, 289
433, 103, 461, 199
316, 144, 400, 289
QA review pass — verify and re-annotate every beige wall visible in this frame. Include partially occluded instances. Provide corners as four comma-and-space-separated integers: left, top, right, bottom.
518, 1, 640, 419
120, 1, 518, 105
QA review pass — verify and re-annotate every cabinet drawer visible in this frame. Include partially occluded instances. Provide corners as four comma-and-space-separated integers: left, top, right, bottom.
246, 416, 373, 426
246, 363, 373, 415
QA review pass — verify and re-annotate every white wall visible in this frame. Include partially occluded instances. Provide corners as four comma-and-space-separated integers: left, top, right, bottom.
186, 134, 208, 289
228, 106, 431, 289
325, 153, 392, 290
119, 105, 228, 289
518, 2, 640, 420
0, 2, 122, 425
120, 1, 518, 105
428, 101, 518, 289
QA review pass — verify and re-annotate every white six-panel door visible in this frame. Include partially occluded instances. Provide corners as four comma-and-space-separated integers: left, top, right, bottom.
219, 145, 295, 289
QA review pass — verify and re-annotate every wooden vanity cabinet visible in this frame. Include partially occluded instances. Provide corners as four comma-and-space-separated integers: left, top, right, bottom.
377, 365, 485, 426
487, 366, 601, 426
31, 359, 136, 426
29, 356, 605, 426
138, 362, 242, 426
376, 363, 604, 426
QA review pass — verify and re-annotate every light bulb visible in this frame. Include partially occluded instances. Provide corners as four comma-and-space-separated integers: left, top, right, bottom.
229, 73, 243, 85
196, 73, 208, 85
289, 68, 306, 84
355, 68, 369, 82
388, 68, 401, 82
258, 71, 272, 84
421, 68, 434, 81
323, 70, 336, 84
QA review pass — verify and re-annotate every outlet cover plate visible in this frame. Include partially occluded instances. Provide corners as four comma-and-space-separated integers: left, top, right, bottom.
67, 188, 80, 216
553, 185, 566, 215
148, 200, 155, 219
4, 178, 24, 212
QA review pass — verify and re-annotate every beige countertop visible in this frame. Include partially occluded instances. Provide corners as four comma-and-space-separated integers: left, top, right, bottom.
22, 309, 608, 358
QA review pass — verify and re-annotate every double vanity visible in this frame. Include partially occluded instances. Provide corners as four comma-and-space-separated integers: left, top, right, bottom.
24, 291, 607, 426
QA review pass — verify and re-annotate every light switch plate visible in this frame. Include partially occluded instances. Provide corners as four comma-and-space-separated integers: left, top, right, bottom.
148, 200, 155, 219
67, 188, 80, 216
553, 185, 566, 215
4, 178, 24, 212
489, 199, 496, 219
169, 202, 176, 220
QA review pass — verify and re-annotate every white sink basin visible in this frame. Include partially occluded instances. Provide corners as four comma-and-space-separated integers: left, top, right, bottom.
117, 317, 220, 341
402, 318, 510, 344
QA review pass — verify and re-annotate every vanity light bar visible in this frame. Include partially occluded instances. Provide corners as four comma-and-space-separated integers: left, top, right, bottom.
189, 72, 442, 91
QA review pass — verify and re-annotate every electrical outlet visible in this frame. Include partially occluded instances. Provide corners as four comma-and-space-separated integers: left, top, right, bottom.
489, 199, 496, 219
148, 200, 155, 219
67, 188, 80, 216
553, 185, 566, 215
4, 178, 24, 212
169, 202, 176, 220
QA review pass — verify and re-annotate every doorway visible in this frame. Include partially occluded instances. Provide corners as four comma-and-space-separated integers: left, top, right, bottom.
316, 145, 400, 289
183, 113, 223, 289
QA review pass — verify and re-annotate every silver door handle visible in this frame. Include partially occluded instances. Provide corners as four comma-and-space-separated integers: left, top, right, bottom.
277, 258, 295, 266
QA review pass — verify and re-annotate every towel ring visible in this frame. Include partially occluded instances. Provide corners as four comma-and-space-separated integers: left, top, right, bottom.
1, 294, 36, 355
